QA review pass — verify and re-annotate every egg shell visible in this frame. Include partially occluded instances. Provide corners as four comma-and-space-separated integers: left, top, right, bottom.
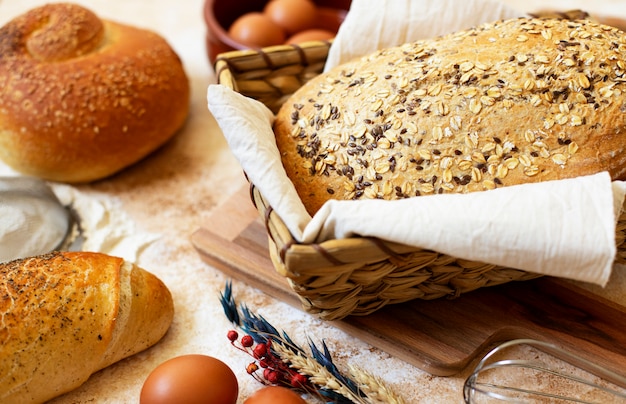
228, 12, 286, 47
140, 354, 239, 404
286, 28, 335, 44
243, 386, 307, 404
264, 0, 317, 35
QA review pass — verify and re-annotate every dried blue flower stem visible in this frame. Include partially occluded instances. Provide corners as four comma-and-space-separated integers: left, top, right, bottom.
220, 281, 369, 403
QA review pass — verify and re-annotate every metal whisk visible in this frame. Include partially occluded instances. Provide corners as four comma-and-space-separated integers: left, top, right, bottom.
463, 339, 626, 403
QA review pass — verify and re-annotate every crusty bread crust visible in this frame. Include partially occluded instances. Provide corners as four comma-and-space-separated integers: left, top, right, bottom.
274, 17, 626, 215
0, 3, 190, 183
0, 251, 174, 403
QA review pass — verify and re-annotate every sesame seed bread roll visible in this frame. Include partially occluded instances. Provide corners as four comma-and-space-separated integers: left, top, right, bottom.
0, 3, 190, 183
0, 251, 174, 404
273, 17, 626, 215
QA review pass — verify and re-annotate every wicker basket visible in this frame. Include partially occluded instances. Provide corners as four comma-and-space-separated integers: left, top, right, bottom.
214, 41, 626, 321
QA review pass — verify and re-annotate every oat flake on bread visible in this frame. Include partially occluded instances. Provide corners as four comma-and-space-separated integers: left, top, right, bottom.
273, 17, 626, 215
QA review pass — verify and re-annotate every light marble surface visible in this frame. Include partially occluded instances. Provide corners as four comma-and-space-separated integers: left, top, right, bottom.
1, 0, 625, 402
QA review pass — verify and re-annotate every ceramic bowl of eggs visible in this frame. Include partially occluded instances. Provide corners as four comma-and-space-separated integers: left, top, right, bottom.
204, 0, 352, 64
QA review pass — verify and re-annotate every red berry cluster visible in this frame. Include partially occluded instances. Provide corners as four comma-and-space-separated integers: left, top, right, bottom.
227, 330, 311, 391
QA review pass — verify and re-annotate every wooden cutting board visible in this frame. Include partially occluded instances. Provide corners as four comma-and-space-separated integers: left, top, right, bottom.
192, 185, 626, 385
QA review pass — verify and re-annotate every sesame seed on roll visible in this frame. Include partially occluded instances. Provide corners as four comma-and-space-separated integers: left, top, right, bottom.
0, 3, 190, 183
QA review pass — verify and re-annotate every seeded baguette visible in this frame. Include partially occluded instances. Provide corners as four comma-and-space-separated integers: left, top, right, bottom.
273, 17, 626, 215
0, 251, 174, 404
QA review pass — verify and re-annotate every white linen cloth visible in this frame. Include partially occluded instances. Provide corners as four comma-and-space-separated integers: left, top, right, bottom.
208, 0, 626, 286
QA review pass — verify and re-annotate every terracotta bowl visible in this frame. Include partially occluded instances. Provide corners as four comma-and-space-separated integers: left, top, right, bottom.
204, 0, 351, 65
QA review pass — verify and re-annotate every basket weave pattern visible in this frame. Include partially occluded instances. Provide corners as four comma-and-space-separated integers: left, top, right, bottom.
215, 42, 626, 321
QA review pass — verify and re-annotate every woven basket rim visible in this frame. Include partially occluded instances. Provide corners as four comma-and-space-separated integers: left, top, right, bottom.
215, 40, 333, 84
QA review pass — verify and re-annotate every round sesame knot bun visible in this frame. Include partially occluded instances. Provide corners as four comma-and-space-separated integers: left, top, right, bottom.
0, 3, 190, 183
274, 17, 626, 215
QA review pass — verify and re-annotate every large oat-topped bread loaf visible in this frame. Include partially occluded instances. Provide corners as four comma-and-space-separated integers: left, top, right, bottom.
274, 17, 626, 215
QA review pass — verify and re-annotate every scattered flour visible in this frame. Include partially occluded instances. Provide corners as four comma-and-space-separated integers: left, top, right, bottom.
0, 195, 69, 262
52, 184, 161, 265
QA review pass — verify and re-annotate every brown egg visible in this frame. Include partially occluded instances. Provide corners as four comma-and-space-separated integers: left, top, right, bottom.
286, 28, 335, 44
140, 355, 239, 404
243, 386, 307, 404
264, 0, 317, 35
228, 12, 286, 47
